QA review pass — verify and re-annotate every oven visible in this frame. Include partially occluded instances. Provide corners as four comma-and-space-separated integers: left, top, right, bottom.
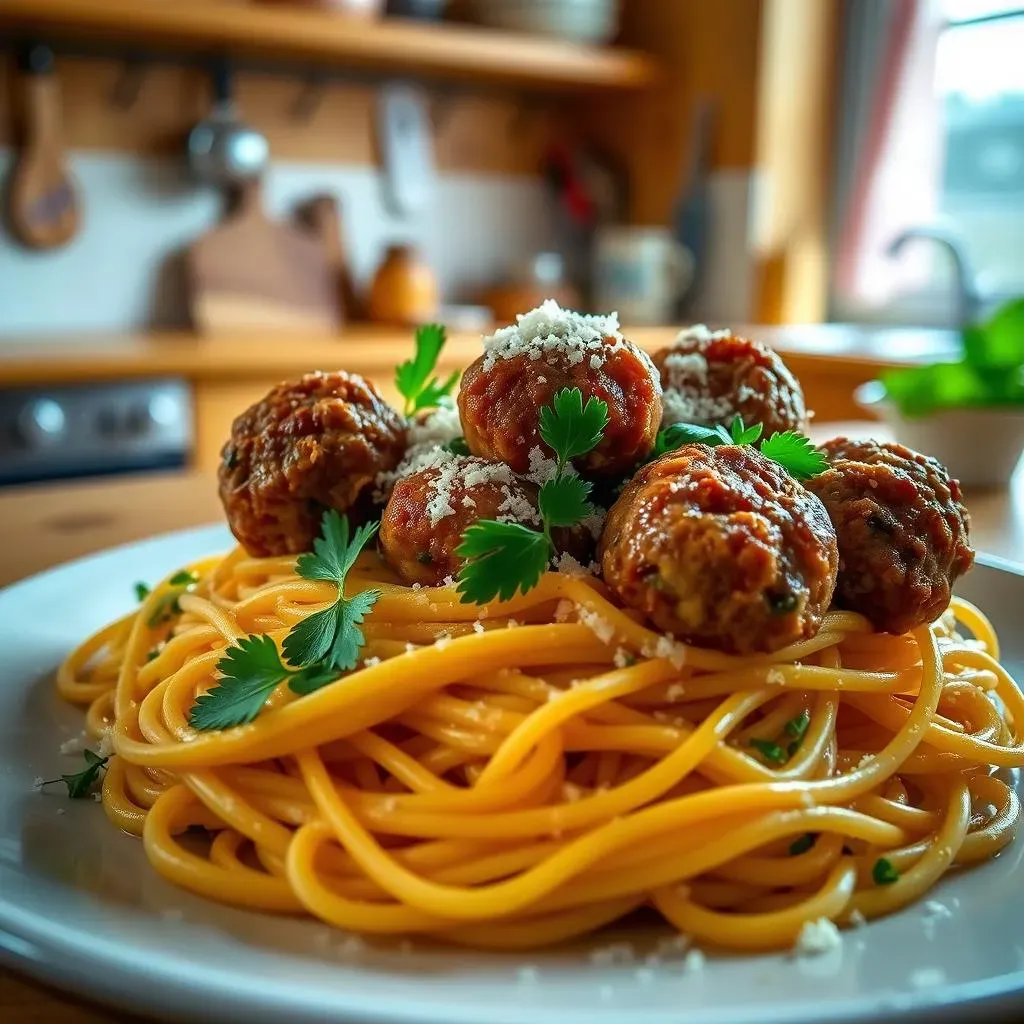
0, 379, 193, 487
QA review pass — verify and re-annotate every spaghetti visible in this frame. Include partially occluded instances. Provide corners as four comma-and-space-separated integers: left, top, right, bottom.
58, 546, 1023, 952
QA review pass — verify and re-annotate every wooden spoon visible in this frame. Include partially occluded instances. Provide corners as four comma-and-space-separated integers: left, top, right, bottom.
7, 42, 81, 249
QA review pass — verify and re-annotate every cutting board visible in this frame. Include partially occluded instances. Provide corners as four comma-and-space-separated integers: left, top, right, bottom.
187, 180, 341, 336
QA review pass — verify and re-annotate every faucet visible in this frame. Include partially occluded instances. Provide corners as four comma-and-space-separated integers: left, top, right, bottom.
885, 227, 982, 328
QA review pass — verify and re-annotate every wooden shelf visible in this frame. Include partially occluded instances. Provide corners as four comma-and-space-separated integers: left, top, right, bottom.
0, 0, 658, 92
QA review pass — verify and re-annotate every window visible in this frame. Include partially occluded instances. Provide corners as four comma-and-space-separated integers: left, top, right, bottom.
831, 1, 1024, 326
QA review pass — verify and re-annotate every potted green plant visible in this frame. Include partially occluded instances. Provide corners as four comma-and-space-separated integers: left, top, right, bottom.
856, 298, 1024, 488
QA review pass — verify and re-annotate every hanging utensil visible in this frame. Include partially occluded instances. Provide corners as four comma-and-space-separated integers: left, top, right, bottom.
671, 96, 718, 317
7, 42, 81, 250
187, 57, 269, 187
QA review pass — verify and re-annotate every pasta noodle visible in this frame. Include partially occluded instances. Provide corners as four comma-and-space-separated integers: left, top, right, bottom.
58, 548, 1023, 952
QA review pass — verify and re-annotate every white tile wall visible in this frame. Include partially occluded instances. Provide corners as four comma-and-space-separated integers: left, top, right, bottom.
0, 150, 754, 338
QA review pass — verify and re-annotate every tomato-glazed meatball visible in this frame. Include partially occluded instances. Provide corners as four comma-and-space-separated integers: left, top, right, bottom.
806, 438, 974, 634
380, 452, 542, 586
652, 325, 806, 436
600, 445, 838, 655
458, 301, 662, 477
219, 372, 406, 557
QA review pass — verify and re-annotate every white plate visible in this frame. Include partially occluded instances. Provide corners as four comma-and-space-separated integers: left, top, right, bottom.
1, 526, 1024, 1024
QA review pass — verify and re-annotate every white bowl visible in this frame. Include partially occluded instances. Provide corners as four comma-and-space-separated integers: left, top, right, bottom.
471, 0, 619, 44
855, 381, 1024, 489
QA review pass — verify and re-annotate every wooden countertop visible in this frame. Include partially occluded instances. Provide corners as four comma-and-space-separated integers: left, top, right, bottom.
2, 433, 1018, 1021
0, 324, 962, 387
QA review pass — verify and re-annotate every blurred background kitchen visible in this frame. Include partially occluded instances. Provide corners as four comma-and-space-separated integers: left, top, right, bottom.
0, 0, 1022, 493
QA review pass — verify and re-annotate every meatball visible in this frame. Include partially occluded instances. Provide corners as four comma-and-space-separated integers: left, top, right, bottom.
600, 445, 838, 654
806, 438, 974, 634
458, 301, 661, 477
652, 325, 806, 437
219, 372, 407, 557
380, 453, 542, 586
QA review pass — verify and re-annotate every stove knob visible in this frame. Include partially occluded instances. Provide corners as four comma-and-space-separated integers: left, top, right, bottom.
126, 393, 180, 436
16, 398, 66, 447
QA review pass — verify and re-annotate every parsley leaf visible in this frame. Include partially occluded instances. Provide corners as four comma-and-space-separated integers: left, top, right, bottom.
647, 422, 731, 462
643, 418, 826, 482
729, 415, 764, 446
456, 522, 550, 604
190, 511, 381, 730
539, 388, 610, 469
444, 436, 471, 455
190, 635, 291, 730
785, 710, 810, 740
134, 581, 151, 602
539, 475, 594, 528
457, 387, 609, 605
395, 324, 458, 416
284, 514, 380, 671
169, 570, 199, 587
44, 748, 110, 799
749, 737, 787, 765
872, 857, 900, 885
759, 431, 828, 481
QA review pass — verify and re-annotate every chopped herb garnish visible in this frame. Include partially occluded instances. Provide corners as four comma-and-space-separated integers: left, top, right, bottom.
444, 436, 471, 456
872, 857, 900, 885
43, 749, 109, 799
456, 388, 608, 605
749, 737, 787, 765
134, 581, 151, 602
395, 323, 459, 416
759, 431, 828, 481
189, 511, 380, 731
789, 833, 817, 856
785, 710, 810, 740
645, 415, 826, 481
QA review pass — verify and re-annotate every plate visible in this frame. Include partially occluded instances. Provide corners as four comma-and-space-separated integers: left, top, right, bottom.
1, 526, 1023, 1024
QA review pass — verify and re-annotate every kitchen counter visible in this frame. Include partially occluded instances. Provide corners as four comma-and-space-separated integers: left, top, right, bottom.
0, 324, 961, 387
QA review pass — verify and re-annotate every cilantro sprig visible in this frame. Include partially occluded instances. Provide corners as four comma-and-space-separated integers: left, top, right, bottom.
648, 414, 826, 481
872, 857, 900, 885
43, 749, 109, 799
188, 511, 380, 731
456, 388, 608, 605
142, 569, 200, 628
395, 323, 459, 417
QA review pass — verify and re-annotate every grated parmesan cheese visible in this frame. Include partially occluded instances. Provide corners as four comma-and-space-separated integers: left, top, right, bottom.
577, 607, 615, 644
613, 648, 632, 669
766, 668, 787, 686
362, 656, 381, 668
473, 621, 485, 634
406, 403, 462, 451
589, 942, 636, 965
654, 635, 687, 669
553, 551, 592, 577
480, 300, 659, 391
910, 967, 947, 989
795, 918, 842, 956
562, 782, 583, 802
667, 683, 686, 702
554, 599, 576, 623
676, 323, 733, 344
434, 632, 452, 650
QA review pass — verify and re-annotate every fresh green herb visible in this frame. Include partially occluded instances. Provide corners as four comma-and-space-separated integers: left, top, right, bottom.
759, 432, 828, 481
882, 297, 1024, 417
189, 511, 381, 731
145, 569, 201, 628
728, 414, 764, 446
872, 857, 900, 885
647, 422, 730, 462
134, 581, 151, 602
444, 436, 471, 456
645, 417, 825, 481
785, 710, 810, 740
456, 522, 551, 604
189, 635, 337, 730
789, 833, 817, 856
395, 323, 459, 416
749, 737, 787, 765
146, 647, 161, 663
457, 388, 608, 605
43, 749, 109, 799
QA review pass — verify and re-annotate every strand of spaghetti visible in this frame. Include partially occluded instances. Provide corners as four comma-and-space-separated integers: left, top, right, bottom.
844, 777, 971, 921
112, 626, 611, 767
653, 859, 857, 950
57, 613, 135, 703
144, 785, 301, 912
